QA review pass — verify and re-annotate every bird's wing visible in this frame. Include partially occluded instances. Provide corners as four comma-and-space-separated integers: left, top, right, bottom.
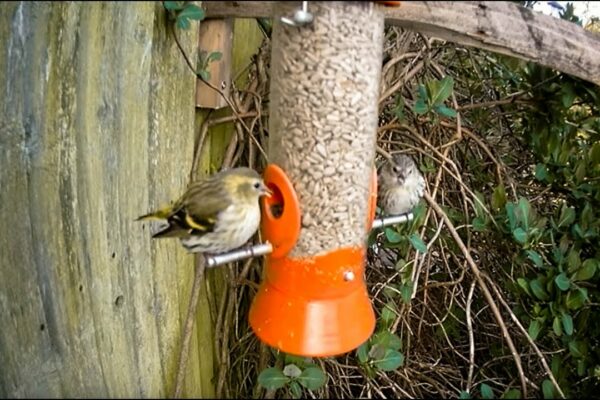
151, 178, 232, 239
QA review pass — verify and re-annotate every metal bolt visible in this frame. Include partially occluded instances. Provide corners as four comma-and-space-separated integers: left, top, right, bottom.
280, 1, 313, 26
343, 270, 355, 282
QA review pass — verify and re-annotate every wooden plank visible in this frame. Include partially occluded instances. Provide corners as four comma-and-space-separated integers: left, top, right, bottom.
202, 1, 600, 86
196, 18, 234, 109
0, 2, 214, 397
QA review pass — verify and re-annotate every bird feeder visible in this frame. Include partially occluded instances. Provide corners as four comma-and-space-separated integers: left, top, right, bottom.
249, 1, 386, 357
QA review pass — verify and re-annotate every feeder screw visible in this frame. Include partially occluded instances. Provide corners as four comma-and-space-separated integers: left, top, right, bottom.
280, 1, 313, 26
343, 271, 355, 282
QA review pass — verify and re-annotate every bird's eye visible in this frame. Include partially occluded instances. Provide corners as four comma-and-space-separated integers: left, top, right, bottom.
253, 182, 261, 189
392, 166, 400, 173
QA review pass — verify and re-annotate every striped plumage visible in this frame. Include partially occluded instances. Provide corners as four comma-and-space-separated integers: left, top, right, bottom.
378, 154, 425, 216
137, 167, 271, 254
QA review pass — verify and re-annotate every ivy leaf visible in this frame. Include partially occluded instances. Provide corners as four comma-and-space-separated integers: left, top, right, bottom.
554, 273, 571, 291
163, 1, 185, 11
385, 227, 403, 244
480, 383, 494, 399
434, 104, 457, 118
575, 259, 597, 281
558, 204, 576, 229
526, 250, 543, 268
566, 288, 588, 310
178, 4, 205, 21
529, 278, 549, 301
512, 227, 528, 245
472, 216, 488, 232
297, 366, 327, 390
535, 163, 548, 181
552, 316, 563, 336
357, 341, 369, 364
289, 381, 302, 399
371, 349, 404, 371
409, 233, 427, 253
491, 184, 507, 210
414, 98, 429, 115
258, 367, 290, 390
542, 379, 555, 399
528, 319, 542, 341
503, 389, 522, 399
176, 16, 191, 30
430, 76, 454, 105
561, 312, 574, 335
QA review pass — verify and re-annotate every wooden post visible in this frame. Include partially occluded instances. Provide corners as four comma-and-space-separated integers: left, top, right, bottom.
0, 2, 214, 397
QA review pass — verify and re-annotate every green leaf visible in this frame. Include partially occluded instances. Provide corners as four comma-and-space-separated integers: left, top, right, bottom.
284, 353, 307, 366
542, 379, 555, 399
459, 391, 471, 399
575, 259, 598, 281
179, 4, 205, 21
526, 250, 543, 267
561, 83, 576, 107
400, 283, 413, 304
414, 98, 429, 115
176, 15, 191, 30
552, 316, 562, 336
198, 69, 211, 81
589, 142, 600, 164
289, 381, 302, 399
297, 366, 327, 390
517, 278, 532, 296
506, 202, 517, 231
568, 340, 587, 358
434, 104, 457, 118
381, 302, 397, 326
528, 319, 542, 341
480, 383, 494, 399
503, 389, 522, 399
283, 364, 302, 378
517, 198, 530, 231
207, 51, 222, 62
472, 216, 488, 232
566, 287, 588, 310
561, 312, 574, 335
409, 234, 427, 253
558, 204, 575, 229
529, 279, 549, 301
371, 330, 402, 351
384, 227, 403, 243
258, 367, 290, 390
535, 164, 548, 181
491, 184, 507, 210
357, 342, 369, 363
164, 1, 185, 11
417, 84, 428, 102
512, 227, 528, 245
430, 76, 454, 105
371, 349, 404, 371
368, 343, 386, 360
554, 273, 571, 291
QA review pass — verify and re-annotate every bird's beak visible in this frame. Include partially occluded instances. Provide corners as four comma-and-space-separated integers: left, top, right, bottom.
262, 184, 273, 197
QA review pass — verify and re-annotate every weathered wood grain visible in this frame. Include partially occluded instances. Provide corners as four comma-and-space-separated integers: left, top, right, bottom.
0, 2, 214, 397
203, 1, 600, 86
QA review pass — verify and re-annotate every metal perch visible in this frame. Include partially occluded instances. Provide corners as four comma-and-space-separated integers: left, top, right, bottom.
201, 212, 414, 268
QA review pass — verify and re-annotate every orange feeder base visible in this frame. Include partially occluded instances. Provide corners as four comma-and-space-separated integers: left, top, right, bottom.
249, 247, 375, 357
251, 164, 377, 357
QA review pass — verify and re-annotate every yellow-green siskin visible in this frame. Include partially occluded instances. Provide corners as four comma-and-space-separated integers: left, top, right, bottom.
137, 167, 271, 254
378, 154, 425, 216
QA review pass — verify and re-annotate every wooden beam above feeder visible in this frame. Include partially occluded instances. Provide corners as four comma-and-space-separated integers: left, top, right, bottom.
202, 1, 600, 87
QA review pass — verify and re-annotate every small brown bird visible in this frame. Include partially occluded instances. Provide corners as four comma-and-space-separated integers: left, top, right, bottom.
137, 167, 271, 254
378, 154, 425, 216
